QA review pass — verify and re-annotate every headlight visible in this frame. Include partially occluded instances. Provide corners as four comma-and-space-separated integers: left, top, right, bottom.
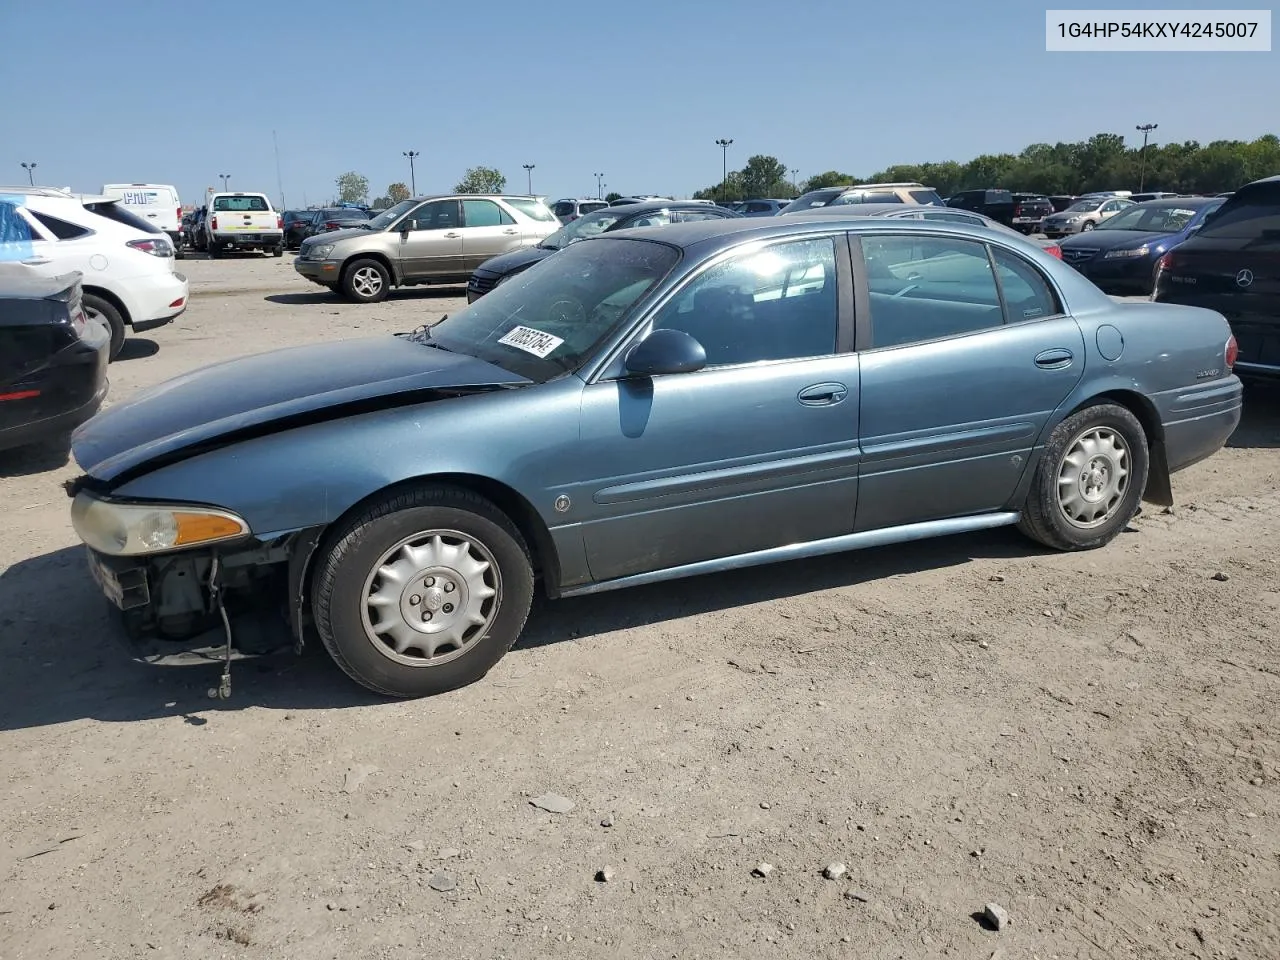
311, 244, 336, 259
1104, 245, 1150, 259
1066, 216, 1083, 223
71, 493, 249, 556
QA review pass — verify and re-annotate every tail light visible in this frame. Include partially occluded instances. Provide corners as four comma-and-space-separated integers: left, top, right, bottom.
127, 237, 173, 257
1043, 243, 1062, 259
277, 214, 284, 230
176, 205, 182, 225
211, 216, 218, 230
1157, 252, 1173, 272
1225, 335, 1238, 370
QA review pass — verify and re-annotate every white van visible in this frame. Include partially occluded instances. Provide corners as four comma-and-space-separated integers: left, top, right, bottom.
100, 183, 184, 257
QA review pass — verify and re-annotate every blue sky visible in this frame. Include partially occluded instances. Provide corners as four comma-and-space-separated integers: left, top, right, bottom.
2, 0, 1274, 208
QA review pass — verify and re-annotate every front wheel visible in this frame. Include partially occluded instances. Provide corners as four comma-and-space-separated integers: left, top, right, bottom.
311, 485, 534, 698
1018, 403, 1149, 551
1081, 221, 1095, 231
342, 258, 390, 303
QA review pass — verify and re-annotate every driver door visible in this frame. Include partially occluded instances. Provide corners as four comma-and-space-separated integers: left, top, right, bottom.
398, 199, 464, 280
573, 234, 862, 582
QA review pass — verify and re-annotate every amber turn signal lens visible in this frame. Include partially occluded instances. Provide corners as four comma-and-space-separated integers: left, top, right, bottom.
174, 512, 248, 546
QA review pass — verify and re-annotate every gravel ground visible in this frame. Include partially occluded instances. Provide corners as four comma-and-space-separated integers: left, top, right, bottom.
1, 253, 1278, 960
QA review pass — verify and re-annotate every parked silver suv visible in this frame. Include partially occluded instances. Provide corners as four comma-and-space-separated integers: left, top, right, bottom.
294, 195, 559, 302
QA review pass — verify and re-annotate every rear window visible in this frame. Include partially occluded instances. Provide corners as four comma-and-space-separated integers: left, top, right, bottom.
909, 189, 944, 205
579, 201, 608, 215
212, 195, 271, 212
505, 198, 558, 222
30, 211, 93, 240
1197, 182, 1280, 240
552, 201, 574, 216
83, 201, 162, 234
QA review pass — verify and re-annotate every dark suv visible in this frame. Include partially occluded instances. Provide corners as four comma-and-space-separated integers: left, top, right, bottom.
946, 189, 1053, 233
1153, 175, 1280, 379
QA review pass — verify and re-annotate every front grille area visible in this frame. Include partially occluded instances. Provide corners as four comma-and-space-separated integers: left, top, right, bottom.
469, 273, 499, 295
1062, 247, 1099, 266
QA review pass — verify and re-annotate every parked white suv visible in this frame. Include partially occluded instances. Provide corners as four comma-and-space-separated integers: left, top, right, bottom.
0, 186, 189, 359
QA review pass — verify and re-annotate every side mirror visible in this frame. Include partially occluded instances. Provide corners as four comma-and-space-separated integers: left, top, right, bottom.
623, 328, 707, 377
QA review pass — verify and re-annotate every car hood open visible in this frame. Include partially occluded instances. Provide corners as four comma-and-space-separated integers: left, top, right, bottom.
71, 335, 531, 483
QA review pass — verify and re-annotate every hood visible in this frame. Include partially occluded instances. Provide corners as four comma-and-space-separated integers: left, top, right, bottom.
303, 225, 373, 246
472, 244, 555, 278
1060, 228, 1173, 252
71, 335, 531, 482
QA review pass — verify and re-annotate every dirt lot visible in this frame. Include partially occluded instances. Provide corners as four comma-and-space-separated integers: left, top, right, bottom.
1, 254, 1278, 960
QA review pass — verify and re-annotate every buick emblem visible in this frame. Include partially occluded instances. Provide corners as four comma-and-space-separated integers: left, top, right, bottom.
1236, 269, 1254, 288
554, 494, 571, 513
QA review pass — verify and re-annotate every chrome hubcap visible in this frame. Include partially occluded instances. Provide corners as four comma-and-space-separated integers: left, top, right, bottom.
360, 531, 500, 667
1057, 426, 1129, 528
352, 267, 383, 298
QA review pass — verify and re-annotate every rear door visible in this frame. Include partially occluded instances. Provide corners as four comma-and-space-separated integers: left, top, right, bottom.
458, 199, 522, 270
853, 231, 1086, 531
397, 199, 464, 279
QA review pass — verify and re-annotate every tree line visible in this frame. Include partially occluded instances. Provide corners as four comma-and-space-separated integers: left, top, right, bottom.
693, 133, 1280, 200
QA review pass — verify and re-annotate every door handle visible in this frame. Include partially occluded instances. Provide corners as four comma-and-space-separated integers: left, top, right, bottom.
444, 232, 460, 238
21, 257, 50, 265
1034, 348, 1074, 370
503, 228, 518, 234
797, 382, 848, 406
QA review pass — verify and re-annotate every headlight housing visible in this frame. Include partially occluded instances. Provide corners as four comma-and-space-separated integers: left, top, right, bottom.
71, 493, 250, 556
1104, 245, 1150, 259
311, 243, 336, 259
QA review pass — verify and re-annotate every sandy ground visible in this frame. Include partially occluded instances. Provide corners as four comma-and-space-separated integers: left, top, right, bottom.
1, 253, 1278, 960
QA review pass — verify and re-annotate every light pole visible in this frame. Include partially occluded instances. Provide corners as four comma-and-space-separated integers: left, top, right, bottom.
715, 138, 734, 203
523, 163, 535, 194
219, 173, 230, 191
790, 167, 800, 194
593, 172, 604, 199
1135, 123, 1158, 191
403, 151, 419, 196
20, 162, 37, 185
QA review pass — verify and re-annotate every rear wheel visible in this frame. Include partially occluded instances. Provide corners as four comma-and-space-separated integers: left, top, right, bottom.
342, 258, 390, 303
311, 485, 534, 698
1018, 403, 1149, 551
272, 244, 284, 258
207, 237, 220, 258
83, 293, 125, 361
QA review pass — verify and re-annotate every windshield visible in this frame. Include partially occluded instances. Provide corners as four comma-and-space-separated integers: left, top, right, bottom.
779, 189, 844, 214
540, 208, 626, 249
1064, 199, 1103, 213
504, 198, 557, 222
427, 237, 680, 382
1097, 203, 1208, 232
1196, 183, 1280, 239
367, 199, 418, 229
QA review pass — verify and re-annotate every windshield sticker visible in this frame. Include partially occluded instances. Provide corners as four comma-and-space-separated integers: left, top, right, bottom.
498, 325, 564, 358
1172, 209, 1196, 217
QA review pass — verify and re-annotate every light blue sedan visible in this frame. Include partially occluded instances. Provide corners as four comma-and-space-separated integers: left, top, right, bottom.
66, 217, 1243, 698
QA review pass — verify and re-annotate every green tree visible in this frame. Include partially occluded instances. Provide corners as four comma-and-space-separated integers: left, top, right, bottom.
801, 170, 858, 191
455, 166, 506, 194
335, 171, 369, 204
387, 182, 410, 203
739, 155, 791, 198
604, 191, 622, 202
371, 195, 391, 208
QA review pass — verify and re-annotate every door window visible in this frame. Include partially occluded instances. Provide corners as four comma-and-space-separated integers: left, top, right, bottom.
461, 199, 514, 227
862, 235, 1003, 348
651, 237, 839, 365
991, 247, 1061, 322
407, 200, 460, 231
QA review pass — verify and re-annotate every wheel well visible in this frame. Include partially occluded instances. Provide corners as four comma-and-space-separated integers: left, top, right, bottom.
1069, 389, 1172, 506
81, 285, 132, 325
311, 474, 560, 594
341, 252, 398, 286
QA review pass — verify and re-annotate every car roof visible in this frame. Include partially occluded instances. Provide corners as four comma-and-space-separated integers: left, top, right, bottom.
1130, 196, 1217, 207
596, 199, 728, 216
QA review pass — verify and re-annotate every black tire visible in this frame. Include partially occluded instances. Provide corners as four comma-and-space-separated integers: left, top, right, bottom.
1081, 221, 1095, 231
341, 258, 390, 303
207, 237, 220, 258
83, 293, 126, 361
174, 245, 185, 261
312, 485, 534, 698
272, 244, 284, 258
1018, 402, 1149, 551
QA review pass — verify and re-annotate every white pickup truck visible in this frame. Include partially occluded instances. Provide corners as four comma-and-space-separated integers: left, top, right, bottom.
203, 190, 284, 257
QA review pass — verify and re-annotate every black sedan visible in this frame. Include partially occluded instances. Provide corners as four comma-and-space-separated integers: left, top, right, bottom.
282, 210, 316, 250
466, 200, 740, 302
303, 207, 371, 241
0, 268, 110, 453
1059, 197, 1225, 295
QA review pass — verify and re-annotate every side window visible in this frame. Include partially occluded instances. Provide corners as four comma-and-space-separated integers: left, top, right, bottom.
29, 211, 93, 240
652, 237, 839, 366
407, 200, 460, 231
991, 247, 1060, 322
552, 201, 573, 217
461, 199, 510, 227
862, 235, 1002, 349
1100, 200, 1121, 214
671, 210, 726, 223
627, 211, 671, 228
0, 202, 36, 254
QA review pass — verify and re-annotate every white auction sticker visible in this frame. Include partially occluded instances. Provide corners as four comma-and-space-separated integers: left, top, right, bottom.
497, 325, 565, 358
1045, 10, 1271, 51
